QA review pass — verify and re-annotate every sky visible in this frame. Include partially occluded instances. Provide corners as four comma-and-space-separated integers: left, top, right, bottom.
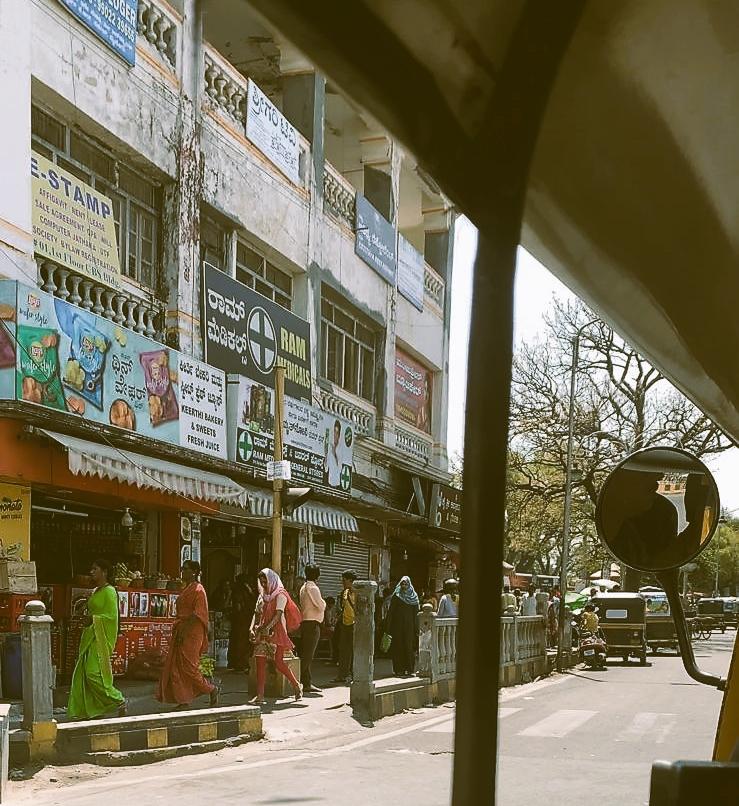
447, 217, 739, 511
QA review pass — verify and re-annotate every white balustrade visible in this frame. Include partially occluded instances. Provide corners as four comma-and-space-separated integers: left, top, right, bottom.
34, 260, 164, 338
137, 0, 179, 70
324, 162, 357, 229
319, 385, 375, 436
500, 615, 546, 667
424, 263, 445, 309
417, 607, 458, 683
395, 426, 433, 462
204, 49, 248, 126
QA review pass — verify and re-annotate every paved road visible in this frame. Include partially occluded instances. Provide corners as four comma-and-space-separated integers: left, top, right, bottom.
12, 632, 735, 805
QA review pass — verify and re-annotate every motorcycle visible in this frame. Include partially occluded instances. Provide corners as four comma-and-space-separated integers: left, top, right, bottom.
579, 629, 607, 669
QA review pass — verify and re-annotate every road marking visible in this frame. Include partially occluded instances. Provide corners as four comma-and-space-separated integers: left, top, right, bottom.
499, 707, 522, 720
519, 709, 597, 738
424, 721, 455, 733
616, 712, 676, 744
35, 711, 458, 800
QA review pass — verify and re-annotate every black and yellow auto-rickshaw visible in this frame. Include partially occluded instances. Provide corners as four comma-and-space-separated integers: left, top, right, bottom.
592, 593, 647, 665
639, 590, 680, 655
697, 598, 727, 633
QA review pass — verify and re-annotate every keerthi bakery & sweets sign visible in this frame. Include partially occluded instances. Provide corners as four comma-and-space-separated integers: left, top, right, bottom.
0, 281, 226, 460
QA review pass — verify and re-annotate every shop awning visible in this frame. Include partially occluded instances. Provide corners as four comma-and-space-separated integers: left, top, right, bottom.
40, 430, 248, 507
247, 487, 359, 533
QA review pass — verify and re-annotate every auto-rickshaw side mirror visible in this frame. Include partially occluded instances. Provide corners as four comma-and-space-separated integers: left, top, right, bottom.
595, 446, 726, 690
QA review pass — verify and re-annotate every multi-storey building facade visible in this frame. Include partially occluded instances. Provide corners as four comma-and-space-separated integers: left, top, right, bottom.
0, 0, 459, 656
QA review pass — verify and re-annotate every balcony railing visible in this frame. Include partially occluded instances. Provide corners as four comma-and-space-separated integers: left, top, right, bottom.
323, 162, 356, 230
319, 384, 375, 437
204, 46, 248, 126
395, 425, 433, 462
37, 260, 163, 338
137, 0, 179, 72
424, 263, 445, 310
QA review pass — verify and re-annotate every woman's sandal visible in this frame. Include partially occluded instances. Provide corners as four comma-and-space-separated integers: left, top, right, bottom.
248, 695, 267, 706
294, 683, 304, 702
117, 698, 129, 718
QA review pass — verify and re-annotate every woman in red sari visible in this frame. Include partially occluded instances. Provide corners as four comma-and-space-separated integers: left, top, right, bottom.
156, 560, 219, 708
248, 568, 303, 705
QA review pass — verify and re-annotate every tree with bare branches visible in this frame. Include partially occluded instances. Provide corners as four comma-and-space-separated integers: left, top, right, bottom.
505, 298, 731, 582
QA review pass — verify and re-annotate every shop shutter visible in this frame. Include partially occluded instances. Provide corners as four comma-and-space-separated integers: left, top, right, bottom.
313, 539, 370, 600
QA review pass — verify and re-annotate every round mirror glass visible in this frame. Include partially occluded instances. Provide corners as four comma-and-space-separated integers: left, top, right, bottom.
596, 447, 720, 572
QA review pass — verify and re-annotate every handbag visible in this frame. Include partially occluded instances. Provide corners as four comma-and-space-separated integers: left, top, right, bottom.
380, 633, 392, 653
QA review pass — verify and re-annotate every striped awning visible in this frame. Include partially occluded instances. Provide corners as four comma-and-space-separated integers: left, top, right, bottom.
40, 430, 248, 507
246, 487, 359, 533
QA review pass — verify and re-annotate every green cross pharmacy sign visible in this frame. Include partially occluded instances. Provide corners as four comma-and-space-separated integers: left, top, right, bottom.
238, 430, 254, 462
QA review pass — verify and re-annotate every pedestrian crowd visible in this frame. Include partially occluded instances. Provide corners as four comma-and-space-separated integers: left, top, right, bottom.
66, 557, 459, 719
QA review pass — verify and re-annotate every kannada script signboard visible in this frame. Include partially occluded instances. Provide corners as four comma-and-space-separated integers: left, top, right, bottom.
59, 0, 138, 66
394, 346, 432, 434
355, 194, 397, 285
397, 235, 424, 312
230, 375, 354, 494
0, 281, 226, 459
245, 80, 301, 185
429, 483, 462, 533
203, 263, 312, 401
31, 151, 121, 290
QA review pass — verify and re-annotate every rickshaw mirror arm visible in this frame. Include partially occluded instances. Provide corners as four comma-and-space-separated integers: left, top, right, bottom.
656, 569, 727, 691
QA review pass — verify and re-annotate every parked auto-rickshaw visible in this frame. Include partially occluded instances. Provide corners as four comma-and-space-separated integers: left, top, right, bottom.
697, 598, 727, 633
592, 593, 647, 665
720, 598, 739, 629
639, 590, 680, 655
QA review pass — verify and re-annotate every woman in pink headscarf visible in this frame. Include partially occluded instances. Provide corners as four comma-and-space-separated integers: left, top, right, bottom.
248, 568, 303, 705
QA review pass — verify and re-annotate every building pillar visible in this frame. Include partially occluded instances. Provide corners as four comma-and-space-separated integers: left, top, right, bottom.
350, 580, 377, 718
0, 1, 36, 283
18, 601, 57, 760
164, 0, 203, 357
424, 205, 455, 468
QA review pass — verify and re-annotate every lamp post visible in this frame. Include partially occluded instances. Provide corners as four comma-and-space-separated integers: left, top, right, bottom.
557, 319, 598, 672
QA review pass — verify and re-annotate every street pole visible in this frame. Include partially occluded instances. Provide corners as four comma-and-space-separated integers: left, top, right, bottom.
271, 366, 285, 574
557, 335, 579, 672
557, 319, 597, 672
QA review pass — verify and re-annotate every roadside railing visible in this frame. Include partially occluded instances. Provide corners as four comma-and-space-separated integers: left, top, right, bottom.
417, 605, 458, 683
500, 614, 547, 666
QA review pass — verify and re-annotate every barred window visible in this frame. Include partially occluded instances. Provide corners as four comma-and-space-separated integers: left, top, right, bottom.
320, 288, 377, 403
236, 240, 293, 310
200, 214, 228, 270
31, 106, 161, 292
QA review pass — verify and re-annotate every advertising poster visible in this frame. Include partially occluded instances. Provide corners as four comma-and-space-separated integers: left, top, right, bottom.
0, 482, 31, 561
232, 375, 353, 493
355, 194, 397, 285
31, 151, 121, 290
4, 283, 226, 459
0, 281, 17, 401
394, 346, 432, 434
203, 263, 312, 401
397, 234, 425, 312
245, 80, 301, 184
58, 0, 138, 66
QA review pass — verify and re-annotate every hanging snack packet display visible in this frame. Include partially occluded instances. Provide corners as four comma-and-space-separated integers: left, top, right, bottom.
140, 348, 179, 426
62, 315, 110, 411
16, 325, 65, 410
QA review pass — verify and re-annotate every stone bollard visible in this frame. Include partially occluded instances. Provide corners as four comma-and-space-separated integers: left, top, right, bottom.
417, 604, 435, 679
18, 601, 56, 760
350, 580, 377, 718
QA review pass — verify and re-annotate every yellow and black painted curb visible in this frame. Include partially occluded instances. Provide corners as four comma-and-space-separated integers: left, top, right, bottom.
370, 679, 456, 720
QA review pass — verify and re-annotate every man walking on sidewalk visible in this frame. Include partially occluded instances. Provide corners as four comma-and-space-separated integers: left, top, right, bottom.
335, 570, 357, 683
300, 564, 326, 693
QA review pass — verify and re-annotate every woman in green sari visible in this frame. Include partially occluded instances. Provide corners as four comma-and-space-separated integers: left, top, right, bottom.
68, 559, 126, 720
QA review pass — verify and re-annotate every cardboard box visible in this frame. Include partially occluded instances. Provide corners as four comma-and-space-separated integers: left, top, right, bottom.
0, 560, 37, 594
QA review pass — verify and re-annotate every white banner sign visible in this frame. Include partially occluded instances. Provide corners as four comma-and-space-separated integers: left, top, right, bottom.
246, 80, 301, 185
397, 235, 425, 311
178, 356, 227, 459
232, 376, 354, 493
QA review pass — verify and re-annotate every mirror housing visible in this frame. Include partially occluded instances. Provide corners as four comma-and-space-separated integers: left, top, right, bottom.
596, 447, 725, 690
